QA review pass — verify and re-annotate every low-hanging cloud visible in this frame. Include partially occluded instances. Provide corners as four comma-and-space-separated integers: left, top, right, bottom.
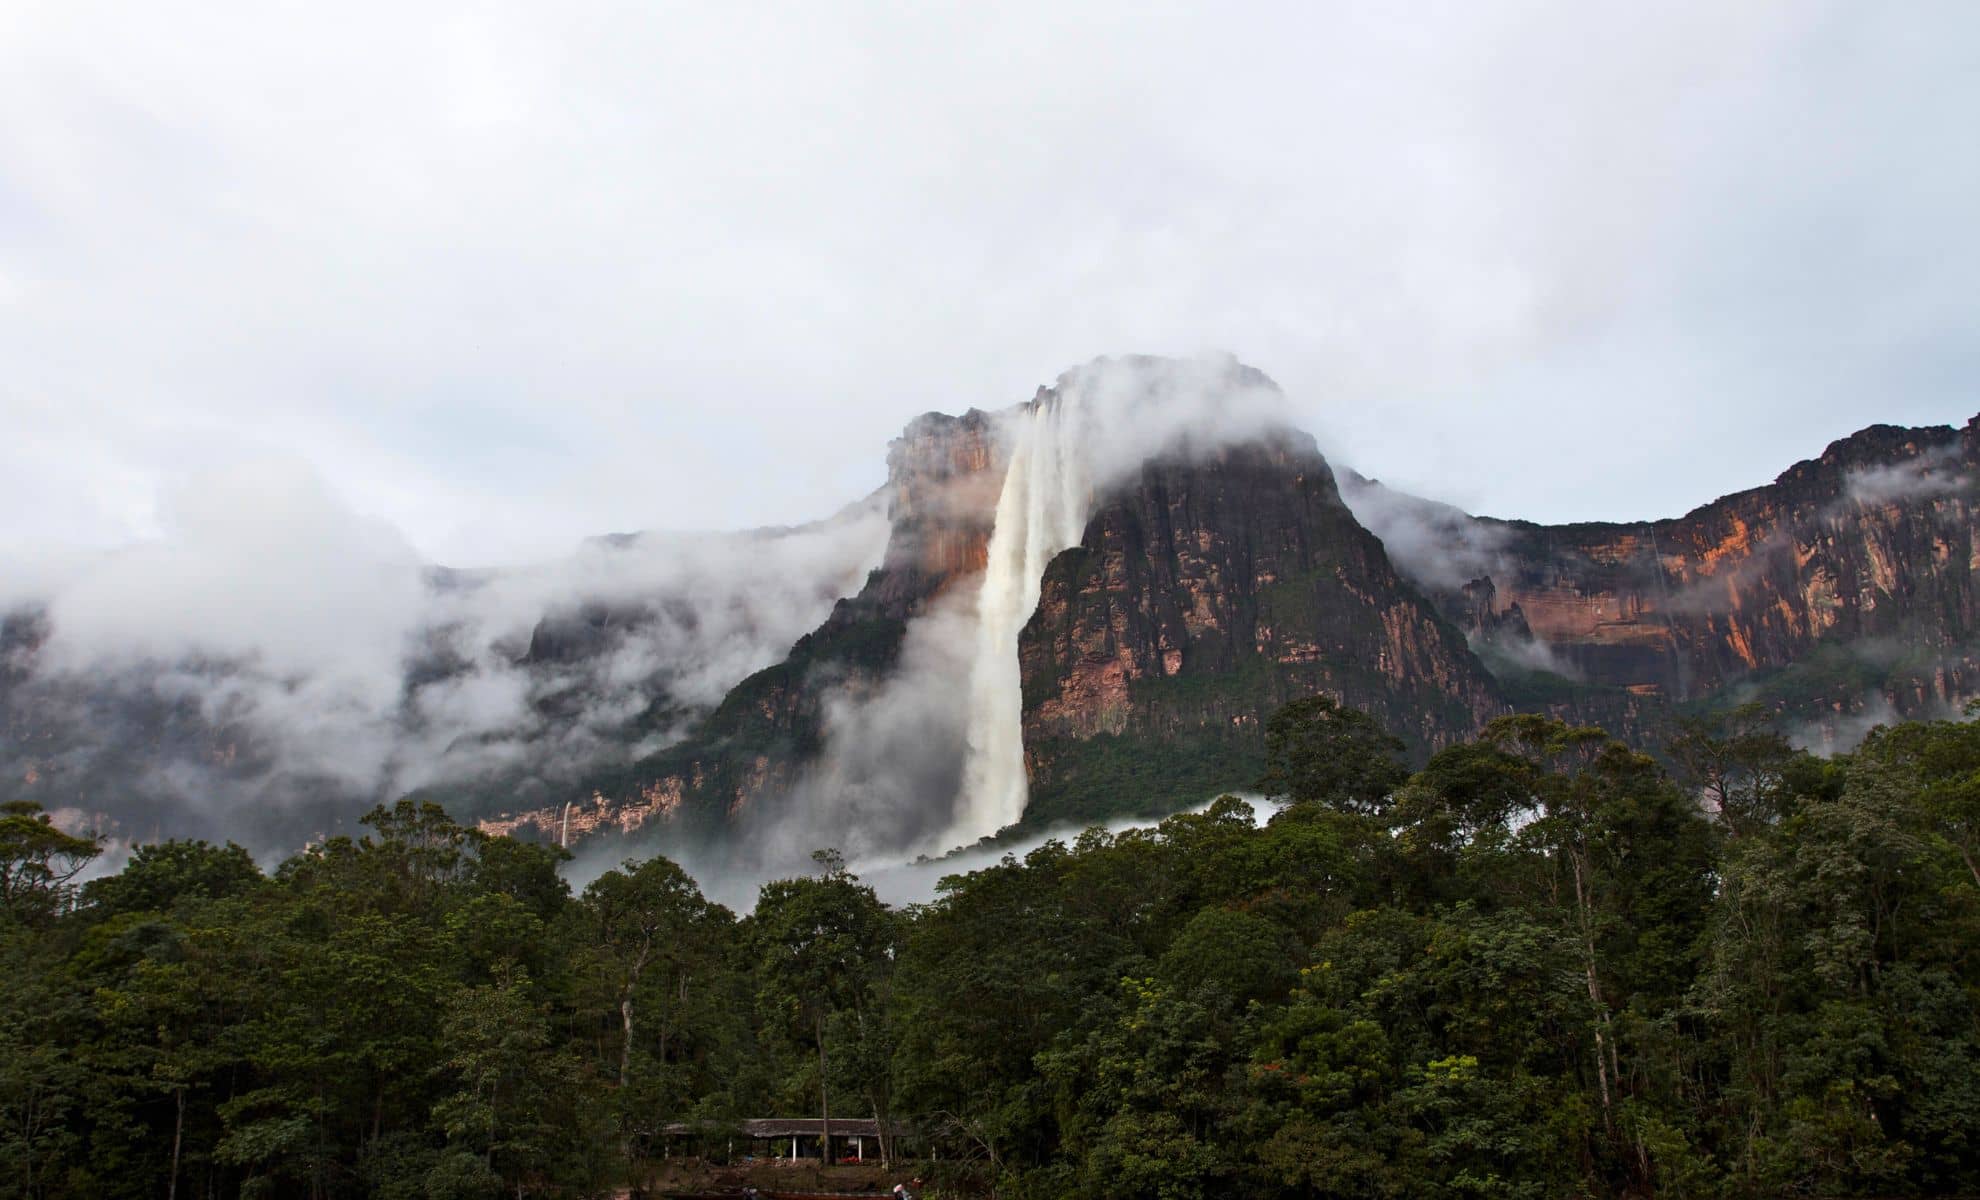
3, 355, 1299, 869
1055, 353, 1297, 492
1471, 627, 1582, 681
746, 591, 981, 874
1845, 446, 1968, 508
1786, 692, 1911, 759
1335, 470, 1513, 593
41, 459, 426, 692
0, 456, 890, 849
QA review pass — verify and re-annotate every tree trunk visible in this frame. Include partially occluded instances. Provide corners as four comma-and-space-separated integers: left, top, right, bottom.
1957, 842, 1980, 892
818, 1013, 831, 1163
168, 1086, 185, 1200
620, 940, 652, 1090
312, 1081, 327, 1200
486, 1080, 499, 1172
1571, 851, 1616, 1139
872, 1094, 891, 1167
619, 987, 636, 1090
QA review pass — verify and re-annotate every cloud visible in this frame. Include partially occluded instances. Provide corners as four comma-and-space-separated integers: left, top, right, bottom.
1, 456, 890, 845
40, 458, 425, 694
1471, 629, 1581, 681
3, 3, 1976, 568
1053, 353, 1297, 494
854, 794, 1281, 910
751, 592, 982, 872
1786, 692, 1908, 759
4, 354, 1301, 865
1335, 471, 1512, 592
1845, 447, 1968, 508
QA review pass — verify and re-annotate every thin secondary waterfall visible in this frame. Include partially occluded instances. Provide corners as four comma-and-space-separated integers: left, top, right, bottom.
955, 395, 1092, 839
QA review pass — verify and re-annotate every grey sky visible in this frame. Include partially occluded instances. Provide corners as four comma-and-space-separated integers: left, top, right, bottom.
3, 1, 1976, 566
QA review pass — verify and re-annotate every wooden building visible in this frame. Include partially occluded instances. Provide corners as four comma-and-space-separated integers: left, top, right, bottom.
661, 1117, 913, 1163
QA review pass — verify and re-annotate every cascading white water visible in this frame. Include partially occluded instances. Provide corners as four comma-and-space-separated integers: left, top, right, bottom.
955, 395, 1092, 838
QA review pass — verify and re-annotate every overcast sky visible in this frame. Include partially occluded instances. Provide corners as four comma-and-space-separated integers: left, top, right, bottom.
4, 1, 1976, 566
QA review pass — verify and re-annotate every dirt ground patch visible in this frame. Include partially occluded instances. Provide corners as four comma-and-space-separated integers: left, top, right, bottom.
638, 1157, 970, 1198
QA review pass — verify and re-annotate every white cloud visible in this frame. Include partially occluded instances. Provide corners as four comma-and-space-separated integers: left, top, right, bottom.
2, 2, 1975, 568
1846, 447, 1966, 508
1, 455, 890, 837
42, 459, 424, 689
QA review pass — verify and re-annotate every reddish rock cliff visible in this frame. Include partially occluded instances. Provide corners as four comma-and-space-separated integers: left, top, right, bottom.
1016, 431, 1503, 826
482, 406, 1014, 843
867, 409, 1004, 614
504, 395, 1980, 849
1348, 418, 1980, 734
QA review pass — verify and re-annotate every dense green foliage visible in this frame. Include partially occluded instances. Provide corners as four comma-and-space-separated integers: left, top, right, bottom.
1021, 729, 1262, 831
5, 703, 1980, 1198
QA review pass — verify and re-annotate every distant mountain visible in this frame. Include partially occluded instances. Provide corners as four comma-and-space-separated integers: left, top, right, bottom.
1341, 418, 1980, 746
473, 360, 1980, 870
6, 356, 1975, 872
0, 506, 888, 851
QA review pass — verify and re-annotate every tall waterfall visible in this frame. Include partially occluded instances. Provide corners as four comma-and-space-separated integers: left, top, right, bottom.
955, 395, 1092, 839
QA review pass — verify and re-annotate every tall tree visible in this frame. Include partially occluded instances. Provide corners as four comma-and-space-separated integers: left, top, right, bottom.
0, 801, 99, 925
750, 851, 897, 1163
1257, 696, 1408, 816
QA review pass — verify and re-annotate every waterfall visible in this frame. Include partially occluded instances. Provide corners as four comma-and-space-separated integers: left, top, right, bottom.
559, 800, 571, 849
954, 395, 1091, 839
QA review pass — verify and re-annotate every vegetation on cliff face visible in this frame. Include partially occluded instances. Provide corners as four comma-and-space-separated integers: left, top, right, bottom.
6, 700, 1980, 1199
1015, 444, 1504, 833
1422, 420, 1980, 718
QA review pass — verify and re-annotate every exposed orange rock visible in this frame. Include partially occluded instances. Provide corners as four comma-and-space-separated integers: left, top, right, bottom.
1410, 418, 1980, 714
477, 786, 677, 845
1018, 431, 1506, 817
525, 395, 1980, 852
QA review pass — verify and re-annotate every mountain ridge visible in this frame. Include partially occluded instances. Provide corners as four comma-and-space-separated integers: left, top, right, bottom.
3, 359, 1973, 867
480, 366, 1980, 862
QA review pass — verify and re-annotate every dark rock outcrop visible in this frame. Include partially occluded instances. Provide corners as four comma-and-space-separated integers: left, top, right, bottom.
510, 387, 1980, 851
13, 352, 1974, 858
527, 378, 1507, 843
1016, 432, 1501, 827
1348, 418, 1980, 739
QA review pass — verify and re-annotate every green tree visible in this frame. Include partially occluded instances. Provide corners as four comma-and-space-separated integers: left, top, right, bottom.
82, 840, 262, 918
1854, 710, 1980, 887
891, 840, 1138, 1177
576, 855, 731, 1177
432, 969, 556, 1185
1665, 703, 1801, 836
0, 920, 91, 1200
750, 851, 897, 1163
0, 801, 99, 925
1258, 697, 1408, 816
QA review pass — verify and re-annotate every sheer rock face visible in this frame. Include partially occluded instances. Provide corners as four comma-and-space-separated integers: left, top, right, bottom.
1016, 433, 1504, 824
528, 399, 1507, 841
494, 407, 1014, 842
1354, 418, 1980, 731
21, 347, 1979, 857
533, 403, 1980, 848
867, 408, 1005, 615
